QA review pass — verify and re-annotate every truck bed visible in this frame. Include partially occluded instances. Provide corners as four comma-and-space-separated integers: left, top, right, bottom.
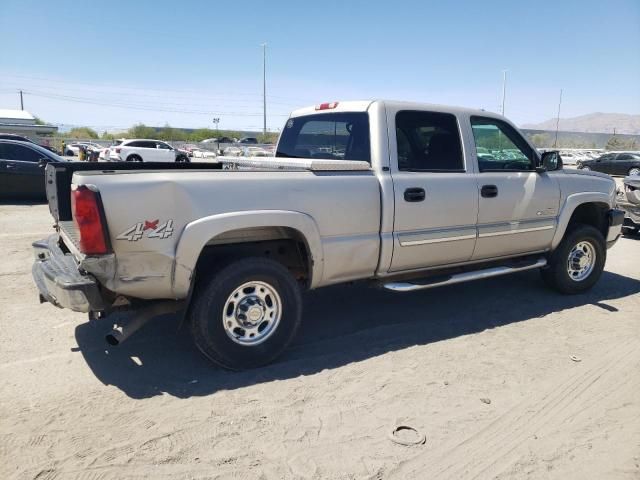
46, 162, 223, 223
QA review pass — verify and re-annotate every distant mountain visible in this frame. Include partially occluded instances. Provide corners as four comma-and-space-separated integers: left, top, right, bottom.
523, 113, 640, 135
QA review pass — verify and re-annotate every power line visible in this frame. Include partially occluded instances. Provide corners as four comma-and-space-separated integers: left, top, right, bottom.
23, 90, 290, 117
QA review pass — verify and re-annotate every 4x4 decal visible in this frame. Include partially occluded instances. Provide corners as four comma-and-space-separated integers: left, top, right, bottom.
117, 219, 174, 241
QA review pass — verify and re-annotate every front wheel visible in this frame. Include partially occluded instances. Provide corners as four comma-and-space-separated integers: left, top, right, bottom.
189, 258, 302, 370
176, 155, 190, 163
581, 165, 591, 171
541, 224, 606, 294
628, 167, 640, 176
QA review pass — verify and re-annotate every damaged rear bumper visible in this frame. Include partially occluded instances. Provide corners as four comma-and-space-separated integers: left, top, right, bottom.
32, 235, 108, 313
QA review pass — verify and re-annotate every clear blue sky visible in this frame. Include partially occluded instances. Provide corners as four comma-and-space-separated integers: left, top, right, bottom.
1, 0, 639, 132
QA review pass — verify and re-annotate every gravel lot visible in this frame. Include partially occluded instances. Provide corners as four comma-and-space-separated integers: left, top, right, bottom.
1, 201, 639, 480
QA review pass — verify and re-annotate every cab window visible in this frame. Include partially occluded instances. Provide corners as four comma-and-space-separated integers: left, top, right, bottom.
395, 111, 464, 171
471, 116, 536, 172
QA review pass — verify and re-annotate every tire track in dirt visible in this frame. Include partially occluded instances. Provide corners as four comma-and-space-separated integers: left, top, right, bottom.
389, 338, 639, 479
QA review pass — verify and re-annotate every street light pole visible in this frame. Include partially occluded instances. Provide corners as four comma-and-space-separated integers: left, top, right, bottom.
261, 43, 267, 137
554, 88, 563, 148
501, 70, 507, 115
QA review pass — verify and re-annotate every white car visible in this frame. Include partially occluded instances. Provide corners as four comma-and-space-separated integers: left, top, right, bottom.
192, 148, 218, 159
108, 139, 190, 163
65, 142, 102, 156
222, 146, 243, 157
243, 146, 270, 157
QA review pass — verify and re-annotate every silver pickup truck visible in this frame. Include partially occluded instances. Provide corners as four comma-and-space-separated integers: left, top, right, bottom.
32, 100, 624, 370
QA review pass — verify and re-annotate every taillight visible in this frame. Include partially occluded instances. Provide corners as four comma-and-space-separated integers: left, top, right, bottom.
71, 185, 109, 255
315, 102, 339, 111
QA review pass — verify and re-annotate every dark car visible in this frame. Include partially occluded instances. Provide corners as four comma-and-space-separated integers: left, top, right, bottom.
238, 137, 258, 144
0, 139, 67, 199
579, 152, 640, 176
0, 133, 34, 143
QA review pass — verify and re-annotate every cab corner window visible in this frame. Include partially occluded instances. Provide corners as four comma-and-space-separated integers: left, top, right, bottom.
276, 112, 370, 162
395, 111, 464, 172
471, 116, 535, 172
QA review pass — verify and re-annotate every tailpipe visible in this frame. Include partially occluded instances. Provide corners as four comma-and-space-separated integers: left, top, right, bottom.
105, 301, 183, 346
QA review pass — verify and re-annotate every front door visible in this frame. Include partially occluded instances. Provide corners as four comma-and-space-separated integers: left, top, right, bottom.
470, 116, 560, 260
389, 109, 478, 272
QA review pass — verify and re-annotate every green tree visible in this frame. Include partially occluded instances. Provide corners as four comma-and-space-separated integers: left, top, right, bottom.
67, 127, 99, 139
605, 136, 637, 151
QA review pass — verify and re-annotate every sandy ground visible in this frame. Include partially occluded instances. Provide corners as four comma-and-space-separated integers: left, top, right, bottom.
1, 201, 639, 480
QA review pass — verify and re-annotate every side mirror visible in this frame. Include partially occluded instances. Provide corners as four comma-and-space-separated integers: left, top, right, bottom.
38, 158, 49, 168
539, 151, 562, 172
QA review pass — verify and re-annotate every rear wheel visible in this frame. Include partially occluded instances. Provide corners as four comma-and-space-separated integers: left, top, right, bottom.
628, 167, 640, 176
127, 154, 142, 162
189, 258, 302, 370
541, 224, 606, 294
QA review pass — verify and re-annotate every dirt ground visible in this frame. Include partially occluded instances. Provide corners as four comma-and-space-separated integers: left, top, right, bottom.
1, 201, 639, 480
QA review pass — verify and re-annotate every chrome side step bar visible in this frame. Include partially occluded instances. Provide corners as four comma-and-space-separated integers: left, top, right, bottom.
382, 258, 547, 292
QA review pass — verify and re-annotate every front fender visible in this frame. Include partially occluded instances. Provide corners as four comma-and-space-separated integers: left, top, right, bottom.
172, 210, 324, 297
551, 192, 612, 249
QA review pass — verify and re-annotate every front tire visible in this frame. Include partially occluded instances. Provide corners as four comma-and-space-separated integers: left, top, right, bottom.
189, 258, 302, 370
541, 224, 606, 294
176, 155, 190, 163
581, 165, 591, 171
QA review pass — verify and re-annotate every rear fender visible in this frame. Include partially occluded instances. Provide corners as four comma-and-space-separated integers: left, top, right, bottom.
172, 210, 324, 297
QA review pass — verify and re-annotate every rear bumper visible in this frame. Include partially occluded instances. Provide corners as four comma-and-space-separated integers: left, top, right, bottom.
606, 209, 625, 248
32, 235, 108, 313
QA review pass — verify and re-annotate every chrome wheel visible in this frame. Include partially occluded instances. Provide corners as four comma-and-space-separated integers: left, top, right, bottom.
222, 281, 282, 346
582, 165, 591, 171
567, 241, 596, 282
629, 167, 640, 176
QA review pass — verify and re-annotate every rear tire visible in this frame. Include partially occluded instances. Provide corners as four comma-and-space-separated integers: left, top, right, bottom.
541, 224, 606, 294
189, 258, 302, 370
628, 167, 640, 176
127, 154, 142, 162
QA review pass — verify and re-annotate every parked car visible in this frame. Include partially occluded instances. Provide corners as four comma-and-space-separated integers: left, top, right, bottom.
107, 139, 190, 162
243, 146, 270, 157
201, 137, 235, 144
192, 148, 218, 159
65, 142, 103, 156
578, 152, 640, 176
618, 175, 640, 235
222, 146, 243, 157
0, 139, 67, 199
0, 133, 34, 143
31, 100, 623, 370
238, 137, 258, 144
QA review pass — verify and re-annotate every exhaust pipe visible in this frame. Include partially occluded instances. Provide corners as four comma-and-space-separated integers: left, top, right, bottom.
105, 301, 183, 346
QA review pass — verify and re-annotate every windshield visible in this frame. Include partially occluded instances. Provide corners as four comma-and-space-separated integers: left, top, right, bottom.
32, 143, 64, 162
276, 112, 370, 162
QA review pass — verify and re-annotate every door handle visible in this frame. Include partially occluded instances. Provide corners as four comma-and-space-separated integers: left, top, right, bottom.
404, 187, 425, 202
481, 185, 498, 198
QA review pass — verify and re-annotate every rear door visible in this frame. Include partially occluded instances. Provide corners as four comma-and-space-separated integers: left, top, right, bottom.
388, 109, 478, 272
611, 154, 633, 176
0, 143, 47, 197
469, 116, 560, 260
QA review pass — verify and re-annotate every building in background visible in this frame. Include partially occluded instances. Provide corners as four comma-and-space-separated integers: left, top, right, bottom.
0, 109, 57, 141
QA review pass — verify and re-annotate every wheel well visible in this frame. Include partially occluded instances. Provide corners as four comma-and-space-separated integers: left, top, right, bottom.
567, 202, 609, 237
194, 227, 311, 287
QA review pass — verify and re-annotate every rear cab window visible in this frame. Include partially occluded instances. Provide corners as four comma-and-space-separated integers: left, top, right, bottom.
276, 112, 371, 162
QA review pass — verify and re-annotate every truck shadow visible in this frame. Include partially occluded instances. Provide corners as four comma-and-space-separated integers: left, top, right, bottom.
74, 270, 640, 399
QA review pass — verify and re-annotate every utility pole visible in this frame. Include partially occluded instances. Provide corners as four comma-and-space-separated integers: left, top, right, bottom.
500, 70, 507, 115
19, 90, 24, 110
554, 88, 563, 148
261, 43, 267, 137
